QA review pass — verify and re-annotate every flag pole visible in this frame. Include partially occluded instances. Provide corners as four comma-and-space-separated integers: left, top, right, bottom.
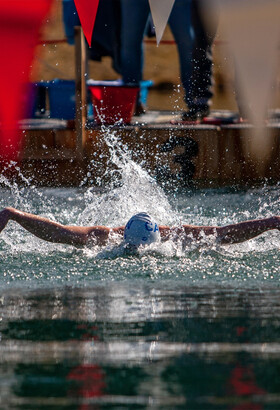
74, 26, 87, 162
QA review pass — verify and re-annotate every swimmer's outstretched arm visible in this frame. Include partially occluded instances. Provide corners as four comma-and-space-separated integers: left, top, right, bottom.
1, 208, 279, 246
0, 207, 124, 246
214, 217, 280, 243
159, 216, 280, 244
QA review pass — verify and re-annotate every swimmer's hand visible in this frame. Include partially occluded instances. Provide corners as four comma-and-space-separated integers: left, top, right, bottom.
0, 207, 12, 233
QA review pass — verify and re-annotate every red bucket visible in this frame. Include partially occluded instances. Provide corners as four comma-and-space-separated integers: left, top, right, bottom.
88, 82, 139, 124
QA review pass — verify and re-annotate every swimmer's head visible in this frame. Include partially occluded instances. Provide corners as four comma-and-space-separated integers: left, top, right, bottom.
124, 213, 160, 247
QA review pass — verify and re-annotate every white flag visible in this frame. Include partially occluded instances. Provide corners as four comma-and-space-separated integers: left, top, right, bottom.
219, 0, 280, 127
149, 0, 175, 45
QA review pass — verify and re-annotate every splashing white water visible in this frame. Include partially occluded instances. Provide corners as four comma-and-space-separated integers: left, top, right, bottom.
0, 128, 182, 257
0, 130, 280, 268
77, 128, 178, 228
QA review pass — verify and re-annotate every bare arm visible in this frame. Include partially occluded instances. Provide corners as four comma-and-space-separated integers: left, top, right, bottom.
215, 216, 280, 244
0, 207, 120, 246
160, 216, 280, 244
1, 207, 279, 247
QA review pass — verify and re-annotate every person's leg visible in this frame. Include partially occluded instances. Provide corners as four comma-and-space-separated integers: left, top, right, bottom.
120, 0, 150, 84
190, 0, 218, 116
168, 0, 195, 112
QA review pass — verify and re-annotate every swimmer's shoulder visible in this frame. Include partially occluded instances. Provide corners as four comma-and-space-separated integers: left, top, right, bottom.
86, 225, 124, 245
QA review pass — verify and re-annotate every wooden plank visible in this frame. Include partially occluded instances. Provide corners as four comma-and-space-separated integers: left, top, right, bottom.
84, 125, 280, 187
16, 118, 280, 187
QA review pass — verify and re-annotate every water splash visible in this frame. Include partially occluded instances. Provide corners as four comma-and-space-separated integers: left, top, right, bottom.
0, 131, 279, 285
0, 129, 180, 259
77, 128, 178, 228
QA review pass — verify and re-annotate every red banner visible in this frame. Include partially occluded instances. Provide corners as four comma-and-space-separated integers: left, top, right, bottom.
0, 0, 52, 161
74, 0, 100, 46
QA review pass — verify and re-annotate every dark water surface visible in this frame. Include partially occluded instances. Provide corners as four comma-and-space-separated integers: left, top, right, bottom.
0, 283, 280, 409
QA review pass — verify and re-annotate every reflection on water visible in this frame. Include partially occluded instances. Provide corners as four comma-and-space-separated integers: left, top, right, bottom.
0, 283, 280, 409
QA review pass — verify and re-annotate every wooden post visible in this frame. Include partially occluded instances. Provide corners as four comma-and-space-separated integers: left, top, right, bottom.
74, 26, 87, 162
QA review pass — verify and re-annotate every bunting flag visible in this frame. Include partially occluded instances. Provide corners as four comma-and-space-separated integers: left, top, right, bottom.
201, 0, 280, 160
218, 0, 280, 128
149, 0, 175, 45
74, 0, 100, 46
0, 0, 53, 162
217, 0, 280, 160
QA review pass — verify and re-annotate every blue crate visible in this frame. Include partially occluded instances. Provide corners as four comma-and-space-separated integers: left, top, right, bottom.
47, 79, 76, 120
30, 78, 154, 120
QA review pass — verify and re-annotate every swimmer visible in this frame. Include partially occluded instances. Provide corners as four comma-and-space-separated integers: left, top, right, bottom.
0, 207, 279, 248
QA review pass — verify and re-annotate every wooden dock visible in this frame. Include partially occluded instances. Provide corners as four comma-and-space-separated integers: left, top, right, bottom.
15, 111, 280, 188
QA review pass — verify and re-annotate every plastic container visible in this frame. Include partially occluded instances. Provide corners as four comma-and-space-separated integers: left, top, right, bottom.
47, 79, 76, 120
139, 80, 153, 105
88, 80, 139, 124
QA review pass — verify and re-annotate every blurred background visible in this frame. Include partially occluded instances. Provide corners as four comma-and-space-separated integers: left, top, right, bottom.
30, 0, 252, 113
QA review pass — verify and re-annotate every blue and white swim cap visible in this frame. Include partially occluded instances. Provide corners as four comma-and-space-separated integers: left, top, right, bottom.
124, 213, 160, 247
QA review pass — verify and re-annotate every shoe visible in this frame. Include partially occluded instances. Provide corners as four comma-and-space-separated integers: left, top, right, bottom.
182, 106, 210, 122
134, 102, 146, 116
